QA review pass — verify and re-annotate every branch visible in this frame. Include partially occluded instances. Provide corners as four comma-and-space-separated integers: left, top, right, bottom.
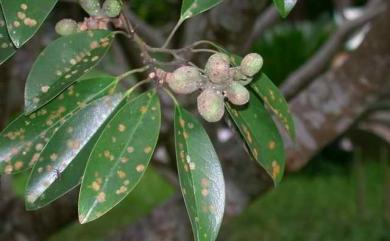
280, 2, 384, 100
241, 5, 280, 53
123, 7, 165, 47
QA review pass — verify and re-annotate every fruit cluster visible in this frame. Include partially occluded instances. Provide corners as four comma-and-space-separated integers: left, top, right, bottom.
55, 0, 123, 36
166, 53, 263, 122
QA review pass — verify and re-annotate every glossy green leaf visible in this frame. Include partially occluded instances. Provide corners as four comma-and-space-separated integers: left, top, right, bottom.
226, 92, 285, 185
273, 0, 297, 18
26, 93, 124, 210
0, 8, 15, 65
25, 30, 115, 114
79, 90, 161, 223
180, 0, 224, 21
0, 77, 118, 175
250, 73, 295, 140
0, 0, 58, 47
174, 106, 225, 241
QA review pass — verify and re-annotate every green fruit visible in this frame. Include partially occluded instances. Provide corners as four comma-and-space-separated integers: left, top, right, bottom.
55, 19, 78, 36
167, 66, 201, 94
226, 82, 250, 106
79, 0, 101, 16
102, 0, 123, 17
240, 53, 263, 77
197, 89, 225, 122
205, 53, 231, 84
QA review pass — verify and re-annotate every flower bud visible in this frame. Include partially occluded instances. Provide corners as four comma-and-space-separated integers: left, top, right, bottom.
79, 0, 101, 16
55, 19, 78, 36
102, 0, 123, 18
197, 89, 225, 122
167, 66, 201, 94
240, 53, 263, 77
226, 82, 250, 106
205, 53, 231, 84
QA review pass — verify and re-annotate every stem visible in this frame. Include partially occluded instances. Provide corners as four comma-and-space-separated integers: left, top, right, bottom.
125, 78, 152, 96
191, 40, 222, 50
117, 66, 149, 80
191, 48, 219, 54
162, 19, 184, 48
162, 87, 179, 106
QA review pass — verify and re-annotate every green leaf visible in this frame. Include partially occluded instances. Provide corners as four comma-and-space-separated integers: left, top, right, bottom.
79, 90, 161, 224
250, 73, 295, 140
174, 106, 225, 241
0, 8, 15, 65
24, 30, 115, 114
273, 0, 297, 18
180, 0, 224, 21
0, 0, 58, 47
0, 77, 118, 175
226, 92, 285, 185
25, 93, 124, 210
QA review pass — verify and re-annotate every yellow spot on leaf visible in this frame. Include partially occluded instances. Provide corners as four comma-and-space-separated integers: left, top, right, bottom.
136, 164, 145, 173
144, 146, 152, 154
96, 192, 106, 203
117, 170, 126, 179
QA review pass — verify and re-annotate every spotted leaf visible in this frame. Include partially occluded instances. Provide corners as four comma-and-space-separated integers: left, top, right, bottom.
250, 73, 295, 140
181, 0, 224, 21
79, 90, 161, 223
0, 0, 58, 47
174, 106, 225, 241
25, 30, 115, 114
226, 92, 285, 185
0, 77, 118, 176
273, 0, 297, 18
26, 93, 124, 210
0, 8, 15, 65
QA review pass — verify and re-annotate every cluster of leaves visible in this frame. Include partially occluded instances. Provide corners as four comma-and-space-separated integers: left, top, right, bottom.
0, 0, 297, 241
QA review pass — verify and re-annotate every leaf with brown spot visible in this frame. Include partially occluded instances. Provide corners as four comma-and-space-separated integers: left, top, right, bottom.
24, 30, 115, 114
226, 91, 285, 185
0, 8, 15, 65
250, 73, 295, 140
174, 105, 225, 241
1, 0, 58, 48
78, 90, 161, 223
0, 0, 58, 47
26, 93, 124, 210
0, 76, 118, 176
